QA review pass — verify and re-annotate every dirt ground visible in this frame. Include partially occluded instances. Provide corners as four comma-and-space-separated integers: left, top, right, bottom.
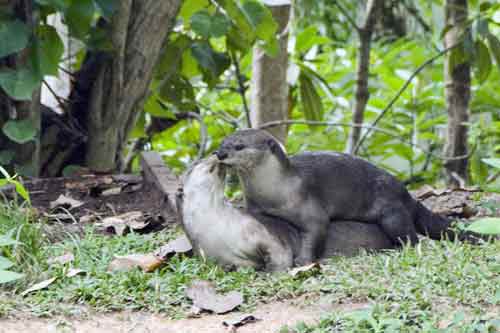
0, 296, 369, 333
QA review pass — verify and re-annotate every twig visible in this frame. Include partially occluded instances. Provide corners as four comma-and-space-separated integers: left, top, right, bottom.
42, 80, 68, 111
57, 65, 76, 78
196, 102, 239, 127
187, 111, 208, 162
258, 119, 475, 161
230, 51, 251, 128
353, 43, 460, 154
400, 1, 432, 33
333, 0, 360, 32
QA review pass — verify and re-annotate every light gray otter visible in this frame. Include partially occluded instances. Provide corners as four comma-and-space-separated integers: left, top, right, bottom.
177, 155, 393, 272
215, 129, 457, 265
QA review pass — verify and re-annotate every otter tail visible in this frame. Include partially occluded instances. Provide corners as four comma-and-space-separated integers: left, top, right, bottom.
414, 201, 485, 242
414, 201, 456, 240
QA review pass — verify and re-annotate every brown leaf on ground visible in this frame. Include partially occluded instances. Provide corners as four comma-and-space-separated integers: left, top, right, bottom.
99, 211, 149, 236
289, 262, 321, 278
49, 194, 84, 210
101, 187, 122, 196
21, 277, 57, 296
47, 252, 74, 265
155, 234, 193, 260
107, 253, 164, 273
186, 280, 244, 314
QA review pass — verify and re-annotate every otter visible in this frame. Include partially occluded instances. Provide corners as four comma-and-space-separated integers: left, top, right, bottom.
177, 155, 393, 271
215, 129, 455, 265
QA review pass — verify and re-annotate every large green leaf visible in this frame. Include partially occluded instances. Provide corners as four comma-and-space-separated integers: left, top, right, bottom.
179, 0, 209, 21
482, 158, 500, 169
156, 35, 192, 79
2, 119, 37, 144
190, 10, 212, 38
475, 39, 492, 84
465, 218, 500, 235
32, 25, 64, 76
0, 256, 14, 270
241, 0, 277, 43
295, 26, 330, 54
0, 69, 41, 100
214, 0, 254, 51
65, 0, 95, 39
191, 10, 230, 39
487, 33, 500, 74
0, 269, 24, 284
191, 41, 230, 82
0, 20, 30, 58
299, 72, 323, 122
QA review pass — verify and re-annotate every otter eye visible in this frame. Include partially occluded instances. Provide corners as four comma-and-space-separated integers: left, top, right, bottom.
235, 144, 245, 151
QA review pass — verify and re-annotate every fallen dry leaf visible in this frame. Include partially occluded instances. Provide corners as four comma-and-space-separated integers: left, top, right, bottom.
49, 194, 84, 210
289, 262, 321, 278
66, 268, 86, 278
107, 253, 164, 273
99, 211, 148, 236
222, 314, 260, 328
21, 277, 57, 296
155, 234, 193, 260
47, 252, 74, 265
186, 280, 243, 314
101, 187, 122, 196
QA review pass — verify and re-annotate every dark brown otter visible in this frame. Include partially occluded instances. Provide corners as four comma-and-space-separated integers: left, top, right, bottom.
216, 129, 456, 265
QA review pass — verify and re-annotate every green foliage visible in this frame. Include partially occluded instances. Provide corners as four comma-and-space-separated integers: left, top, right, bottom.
2, 119, 37, 144
0, 69, 41, 101
0, 20, 30, 58
0, 166, 30, 203
0, 234, 24, 285
32, 24, 65, 76
466, 217, 500, 235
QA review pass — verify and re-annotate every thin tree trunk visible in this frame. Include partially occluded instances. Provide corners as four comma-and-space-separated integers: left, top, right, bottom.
0, 0, 41, 176
345, 0, 378, 155
443, 0, 470, 187
250, 3, 291, 144
84, 0, 181, 172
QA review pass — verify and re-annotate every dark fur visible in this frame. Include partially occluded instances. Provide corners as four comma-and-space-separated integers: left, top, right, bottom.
217, 129, 456, 264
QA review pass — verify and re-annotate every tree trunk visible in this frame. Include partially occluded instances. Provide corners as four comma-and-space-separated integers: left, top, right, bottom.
0, 0, 41, 176
443, 0, 470, 187
345, 0, 378, 155
250, 3, 291, 144
84, 0, 181, 172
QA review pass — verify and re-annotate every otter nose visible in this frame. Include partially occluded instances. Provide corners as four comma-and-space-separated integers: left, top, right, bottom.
215, 150, 228, 160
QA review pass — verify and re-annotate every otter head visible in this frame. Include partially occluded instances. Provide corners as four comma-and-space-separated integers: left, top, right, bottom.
215, 129, 287, 172
183, 155, 226, 194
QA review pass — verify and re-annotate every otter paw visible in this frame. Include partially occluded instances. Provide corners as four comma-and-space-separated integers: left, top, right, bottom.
294, 256, 313, 267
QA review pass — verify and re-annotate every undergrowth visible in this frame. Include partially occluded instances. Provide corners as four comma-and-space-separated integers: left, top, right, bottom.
0, 202, 498, 332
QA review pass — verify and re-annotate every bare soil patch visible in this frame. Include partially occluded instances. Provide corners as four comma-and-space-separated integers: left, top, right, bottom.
0, 296, 369, 333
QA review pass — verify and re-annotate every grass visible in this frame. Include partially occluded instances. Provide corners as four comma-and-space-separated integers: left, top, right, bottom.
0, 202, 499, 332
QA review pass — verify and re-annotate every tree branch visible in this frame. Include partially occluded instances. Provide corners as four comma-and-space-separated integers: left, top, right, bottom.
230, 51, 251, 128
353, 43, 460, 154
258, 119, 476, 161
333, 0, 360, 32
